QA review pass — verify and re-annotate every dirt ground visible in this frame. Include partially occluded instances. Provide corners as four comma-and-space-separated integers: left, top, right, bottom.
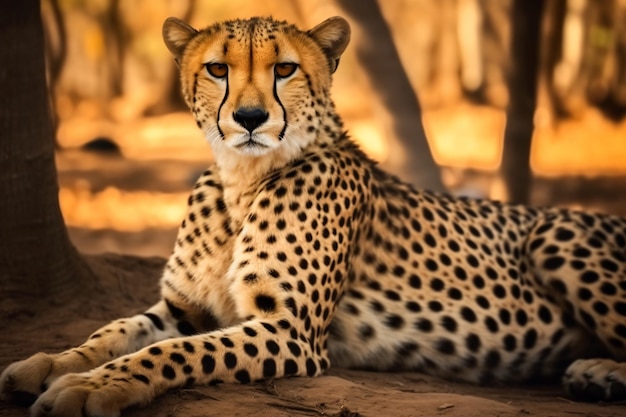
2, 152, 626, 417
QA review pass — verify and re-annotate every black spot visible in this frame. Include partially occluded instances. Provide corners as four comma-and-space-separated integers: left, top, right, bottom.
498, 309, 511, 324
170, 353, 185, 364
244, 273, 258, 283
593, 301, 609, 315
287, 342, 302, 357
235, 370, 251, 384
600, 259, 619, 273
256, 295, 276, 312
461, 307, 477, 322
143, 313, 164, 331
428, 301, 443, 312
408, 274, 422, 289
244, 343, 259, 357
503, 334, 517, 351
243, 326, 258, 337
430, 278, 445, 291
266, 340, 280, 355
133, 374, 150, 384
436, 338, 456, 354
358, 324, 375, 340
183, 342, 195, 353
580, 270, 600, 283
149, 347, 162, 356
424, 233, 437, 248
573, 247, 591, 258
484, 316, 499, 333
600, 282, 618, 296
447, 288, 463, 300
466, 254, 479, 267
587, 237, 602, 248
224, 352, 237, 369
516, 309, 528, 326
385, 314, 405, 329
140, 359, 154, 369
415, 318, 433, 332
220, 337, 235, 348
543, 256, 565, 270
306, 358, 317, 376
406, 301, 421, 312
523, 329, 537, 349
493, 284, 506, 299
370, 300, 385, 312
204, 341, 216, 351
284, 359, 299, 375
538, 305, 553, 323
472, 275, 485, 289
554, 227, 575, 241
476, 295, 490, 309
441, 316, 458, 332
263, 358, 277, 378
615, 301, 626, 316
425, 259, 439, 272
384, 290, 401, 301
162, 365, 176, 380
535, 222, 554, 235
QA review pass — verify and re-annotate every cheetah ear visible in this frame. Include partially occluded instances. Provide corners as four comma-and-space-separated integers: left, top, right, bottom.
308, 16, 351, 73
163, 17, 198, 65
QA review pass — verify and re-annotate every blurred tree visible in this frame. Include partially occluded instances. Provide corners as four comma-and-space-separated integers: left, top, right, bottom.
536, 0, 567, 125
337, 0, 446, 192
0, 0, 93, 317
500, 0, 544, 204
42, 0, 67, 140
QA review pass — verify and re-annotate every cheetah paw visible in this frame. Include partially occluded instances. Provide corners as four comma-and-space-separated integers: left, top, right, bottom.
30, 371, 148, 417
563, 358, 626, 402
0, 353, 56, 406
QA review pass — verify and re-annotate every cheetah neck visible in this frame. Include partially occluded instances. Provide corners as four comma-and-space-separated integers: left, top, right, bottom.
213, 130, 337, 192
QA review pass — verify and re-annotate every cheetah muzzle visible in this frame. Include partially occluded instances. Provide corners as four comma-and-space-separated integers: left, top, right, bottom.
2, 15, 626, 417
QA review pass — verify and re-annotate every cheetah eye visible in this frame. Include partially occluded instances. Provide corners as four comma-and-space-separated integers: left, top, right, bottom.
274, 63, 298, 79
205, 63, 228, 79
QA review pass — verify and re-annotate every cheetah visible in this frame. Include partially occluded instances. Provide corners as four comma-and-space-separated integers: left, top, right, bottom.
2, 15, 626, 417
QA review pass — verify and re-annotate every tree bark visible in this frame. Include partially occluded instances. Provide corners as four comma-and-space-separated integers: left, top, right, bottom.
500, 0, 544, 204
0, 0, 92, 318
337, 0, 446, 192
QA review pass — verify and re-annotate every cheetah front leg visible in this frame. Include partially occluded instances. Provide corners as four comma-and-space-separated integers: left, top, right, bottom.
29, 318, 326, 417
0, 296, 213, 407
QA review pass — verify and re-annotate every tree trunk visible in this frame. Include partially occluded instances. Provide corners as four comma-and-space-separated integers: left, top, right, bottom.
500, 0, 544, 204
337, 0, 446, 192
0, 0, 92, 318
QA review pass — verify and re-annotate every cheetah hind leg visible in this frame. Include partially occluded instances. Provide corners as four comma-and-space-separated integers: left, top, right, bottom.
563, 358, 626, 401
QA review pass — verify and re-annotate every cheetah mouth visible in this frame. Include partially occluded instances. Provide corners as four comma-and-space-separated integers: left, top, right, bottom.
233, 134, 270, 150
235, 139, 267, 149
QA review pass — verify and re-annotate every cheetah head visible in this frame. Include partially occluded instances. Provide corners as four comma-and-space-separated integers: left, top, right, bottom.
163, 16, 350, 172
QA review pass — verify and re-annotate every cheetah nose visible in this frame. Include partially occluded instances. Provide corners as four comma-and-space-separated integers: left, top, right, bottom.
233, 107, 269, 133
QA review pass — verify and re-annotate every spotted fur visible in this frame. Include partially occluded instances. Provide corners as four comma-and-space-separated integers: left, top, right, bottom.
1, 16, 626, 417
